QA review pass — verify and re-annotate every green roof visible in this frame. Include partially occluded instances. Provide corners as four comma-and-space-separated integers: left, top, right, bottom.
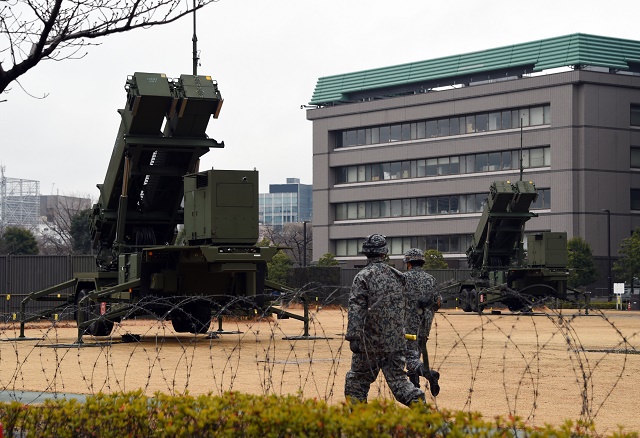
309, 33, 640, 106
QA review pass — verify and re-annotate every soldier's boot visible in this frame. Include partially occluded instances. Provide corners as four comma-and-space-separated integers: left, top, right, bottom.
407, 372, 420, 388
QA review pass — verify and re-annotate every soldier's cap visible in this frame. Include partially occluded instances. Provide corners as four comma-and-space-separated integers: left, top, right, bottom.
403, 248, 424, 263
361, 234, 388, 255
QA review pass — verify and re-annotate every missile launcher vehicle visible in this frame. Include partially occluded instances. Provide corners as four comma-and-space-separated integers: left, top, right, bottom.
441, 180, 588, 313
19, 72, 306, 340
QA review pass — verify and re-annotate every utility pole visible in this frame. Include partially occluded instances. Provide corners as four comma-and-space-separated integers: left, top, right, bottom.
602, 209, 612, 301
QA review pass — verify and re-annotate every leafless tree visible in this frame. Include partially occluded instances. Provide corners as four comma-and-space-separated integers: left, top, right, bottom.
38, 193, 92, 255
262, 223, 312, 267
0, 0, 218, 95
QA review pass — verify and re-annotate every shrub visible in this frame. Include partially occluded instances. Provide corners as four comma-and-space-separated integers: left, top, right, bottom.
0, 391, 634, 437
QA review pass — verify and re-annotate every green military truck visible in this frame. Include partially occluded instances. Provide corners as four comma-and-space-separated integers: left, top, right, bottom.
19, 72, 305, 340
441, 180, 588, 313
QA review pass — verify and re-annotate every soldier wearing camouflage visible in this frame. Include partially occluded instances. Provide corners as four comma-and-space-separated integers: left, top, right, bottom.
403, 248, 440, 376
344, 235, 426, 406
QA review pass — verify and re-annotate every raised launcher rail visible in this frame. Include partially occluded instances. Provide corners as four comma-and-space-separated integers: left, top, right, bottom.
92, 72, 224, 268
19, 72, 313, 342
440, 180, 589, 313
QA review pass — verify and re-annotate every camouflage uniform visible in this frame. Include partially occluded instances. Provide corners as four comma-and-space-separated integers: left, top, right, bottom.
344, 235, 425, 406
404, 262, 438, 374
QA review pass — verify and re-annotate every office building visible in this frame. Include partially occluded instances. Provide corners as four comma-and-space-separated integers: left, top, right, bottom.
307, 33, 640, 287
259, 178, 312, 227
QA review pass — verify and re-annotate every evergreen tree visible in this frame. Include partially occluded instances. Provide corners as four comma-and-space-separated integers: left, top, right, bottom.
317, 253, 340, 267
567, 236, 598, 289
70, 208, 93, 254
267, 251, 293, 286
0, 226, 39, 255
423, 249, 448, 269
614, 227, 640, 286
257, 237, 272, 247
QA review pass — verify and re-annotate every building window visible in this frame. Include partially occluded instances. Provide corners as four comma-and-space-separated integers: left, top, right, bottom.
465, 115, 476, 133
631, 189, 640, 210
530, 106, 544, 125
426, 120, 438, 138
449, 117, 460, 135
530, 189, 551, 210
334, 234, 474, 256
631, 148, 640, 168
488, 112, 501, 131
631, 105, 640, 127
437, 119, 450, 136
476, 114, 488, 132
335, 146, 551, 185
426, 158, 437, 176
437, 157, 450, 175
543, 106, 551, 124
334, 104, 551, 148
475, 154, 488, 172
334, 189, 548, 221
501, 111, 512, 129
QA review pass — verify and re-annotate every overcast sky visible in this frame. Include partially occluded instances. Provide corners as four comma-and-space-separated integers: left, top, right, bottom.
1, 0, 639, 199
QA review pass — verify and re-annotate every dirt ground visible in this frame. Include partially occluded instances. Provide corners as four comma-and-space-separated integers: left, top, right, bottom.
1, 308, 639, 435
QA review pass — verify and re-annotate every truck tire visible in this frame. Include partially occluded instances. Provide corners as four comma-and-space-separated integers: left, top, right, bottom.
171, 301, 212, 334
506, 297, 527, 313
470, 289, 479, 313
76, 289, 114, 337
461, 289, 473, 312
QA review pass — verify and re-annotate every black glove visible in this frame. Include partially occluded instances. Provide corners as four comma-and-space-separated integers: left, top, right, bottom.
418, 294, 442, 311
349, 339, 362, 354
426, 369, 440, 397
417, 296, 433, 309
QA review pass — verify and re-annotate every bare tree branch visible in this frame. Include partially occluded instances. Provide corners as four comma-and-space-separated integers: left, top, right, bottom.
0, 0, 219, 95
37, 193, 93, 255
262, 223, 313, 267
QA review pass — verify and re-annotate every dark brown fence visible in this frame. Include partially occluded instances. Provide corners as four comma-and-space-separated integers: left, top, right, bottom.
0, 257, 472, 321
0, 255, 96, 321
337, 268, 472, 307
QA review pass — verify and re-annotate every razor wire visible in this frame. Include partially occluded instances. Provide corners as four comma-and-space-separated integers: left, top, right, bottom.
1, 285, 639, 435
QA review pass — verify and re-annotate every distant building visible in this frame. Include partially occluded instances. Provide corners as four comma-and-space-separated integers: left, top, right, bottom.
38, 195, 92, 245
0, 166, 92, 244
259, 178, 312, 227
0, 169, 40, 230
40, 195, 92, 223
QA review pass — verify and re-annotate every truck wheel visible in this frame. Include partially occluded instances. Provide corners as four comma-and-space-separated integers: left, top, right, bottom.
76, 289, 114, 337
461, 289, 473, 312
171, 302, 212, 334
470, 289, 479, 313
506, 298, 526, 312
170, 315, 191, 333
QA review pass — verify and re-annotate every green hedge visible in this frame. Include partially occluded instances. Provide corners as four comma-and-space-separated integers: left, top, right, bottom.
0, 391, 634, 437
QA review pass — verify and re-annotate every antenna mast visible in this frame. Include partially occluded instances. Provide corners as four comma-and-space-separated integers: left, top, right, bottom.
192, 0, 199, 75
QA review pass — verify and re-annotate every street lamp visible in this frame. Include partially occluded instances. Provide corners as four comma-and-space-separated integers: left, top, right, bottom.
602, 209, 612, 300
